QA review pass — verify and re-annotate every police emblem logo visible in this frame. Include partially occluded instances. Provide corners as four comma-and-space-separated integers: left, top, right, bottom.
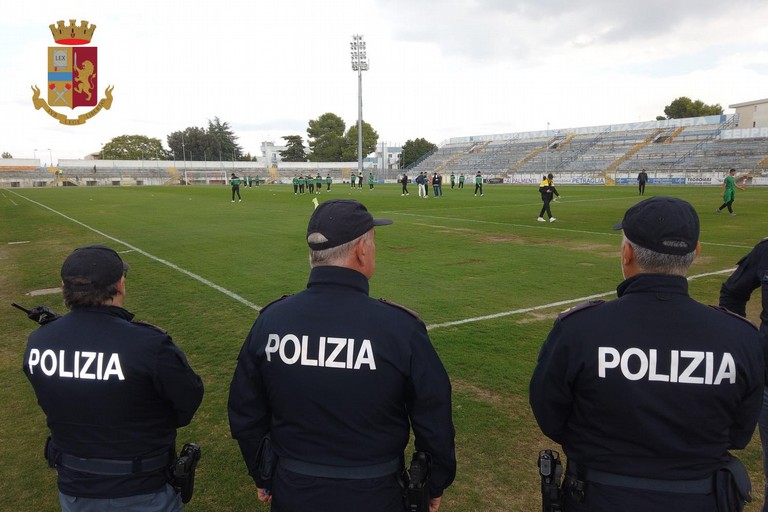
31, 19, 114, 125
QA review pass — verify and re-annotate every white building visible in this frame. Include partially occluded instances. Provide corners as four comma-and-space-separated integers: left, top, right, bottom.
260, 141, 288, 168
730, 98, 768, 129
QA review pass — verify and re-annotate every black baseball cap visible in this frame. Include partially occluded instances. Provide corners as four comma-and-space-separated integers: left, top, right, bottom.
613, 196, 699, 255
61, 245, 130, 290
307, 199, 393, 250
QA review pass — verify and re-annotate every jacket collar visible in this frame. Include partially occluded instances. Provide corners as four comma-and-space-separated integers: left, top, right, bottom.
307, 266, 370, 295
617, 273, 689, 298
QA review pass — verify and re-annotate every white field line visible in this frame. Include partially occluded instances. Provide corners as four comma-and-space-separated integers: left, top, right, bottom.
9, 191, 261, 311
425, 267, 737, 331
2, 191, 19, 206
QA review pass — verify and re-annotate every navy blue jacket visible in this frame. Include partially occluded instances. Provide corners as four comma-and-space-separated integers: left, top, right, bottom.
720, 238, 768, 342
530, 274, 763, 482
23, 306, 204, 498
228, 266, 456, 501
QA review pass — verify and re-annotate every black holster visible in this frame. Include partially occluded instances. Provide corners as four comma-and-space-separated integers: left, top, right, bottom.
714, 456, 751, 512
44, 436, 57, 468
255, 434, 276, 489
169, 443, 201, 504
404, 452, 432, 512
538, 449, 565, 512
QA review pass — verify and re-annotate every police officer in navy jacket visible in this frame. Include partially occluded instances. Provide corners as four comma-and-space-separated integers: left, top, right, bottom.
720, 237, 768, 511
23, 245, 204, 511
530, 197, 764, 511
228, 199, 456, 512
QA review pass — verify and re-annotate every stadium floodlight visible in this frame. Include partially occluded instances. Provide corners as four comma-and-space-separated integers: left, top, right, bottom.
350, 34, 369, 177
181, 133, 189, 185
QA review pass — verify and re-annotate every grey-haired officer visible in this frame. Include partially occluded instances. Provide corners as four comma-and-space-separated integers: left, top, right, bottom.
530, 197, 764, 511
228, 199, 456, 512
23, 245, 204, 512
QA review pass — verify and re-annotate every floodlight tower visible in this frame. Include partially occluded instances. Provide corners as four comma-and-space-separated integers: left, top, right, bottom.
181, 132, 189, 185
350, 34, 369, 177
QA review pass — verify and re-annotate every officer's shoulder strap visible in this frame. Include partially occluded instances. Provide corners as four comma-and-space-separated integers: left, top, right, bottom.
557, 300, 605, 320
259, 294, 292, 314
378, 298, 421, 320
708, 305, 758, 330
132, 320, 168, 334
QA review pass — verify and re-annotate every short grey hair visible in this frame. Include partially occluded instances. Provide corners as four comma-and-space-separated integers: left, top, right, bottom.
308, 231, 370, 267
623, 235, 696, 276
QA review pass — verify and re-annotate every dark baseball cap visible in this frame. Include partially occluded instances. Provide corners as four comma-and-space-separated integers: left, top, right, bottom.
61, 245, 130, 290
307, 199, 393, 250
612, 196, 699, 255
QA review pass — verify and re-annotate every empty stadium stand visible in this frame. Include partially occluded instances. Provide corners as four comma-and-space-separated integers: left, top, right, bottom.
403, 115, 768, 184
3, 115, 767, 188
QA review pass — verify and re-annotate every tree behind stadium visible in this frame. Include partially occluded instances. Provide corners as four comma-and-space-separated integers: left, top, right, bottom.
307, 113, 346, 162
306, 113, 378, 162
656, 97, 723, 120
400, 138, 437, 168
167, 117, 244, 162
280, 135, 308, 162
101, 135, 167, 161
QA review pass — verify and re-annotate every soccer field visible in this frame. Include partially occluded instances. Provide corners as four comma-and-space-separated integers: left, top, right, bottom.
2, 183, 766, 511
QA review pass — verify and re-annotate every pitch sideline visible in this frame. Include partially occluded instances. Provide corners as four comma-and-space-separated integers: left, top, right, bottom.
9, 191, 261, 311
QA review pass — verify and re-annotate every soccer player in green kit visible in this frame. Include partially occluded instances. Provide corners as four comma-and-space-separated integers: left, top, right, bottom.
230, 173, 242, 202
474, 171, 483, 196
716, 168, 745, 216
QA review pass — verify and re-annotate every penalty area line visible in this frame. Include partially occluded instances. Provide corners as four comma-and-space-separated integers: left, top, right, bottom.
426, 267, 736, 331
9, 191, 261, 311
1, 191, 19, 206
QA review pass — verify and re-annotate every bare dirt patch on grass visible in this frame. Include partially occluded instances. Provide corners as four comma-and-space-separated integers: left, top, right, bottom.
478, 234, 525, 243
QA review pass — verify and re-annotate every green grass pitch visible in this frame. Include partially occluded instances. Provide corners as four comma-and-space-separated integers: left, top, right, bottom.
1, 183, 766, 511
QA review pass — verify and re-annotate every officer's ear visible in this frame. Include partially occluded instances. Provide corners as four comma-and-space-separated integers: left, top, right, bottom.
621, 240, 634, 266
118, 275, 126, 294
347, 235, 365, 265
620, 240, 639, 279
356, 233, 369, 258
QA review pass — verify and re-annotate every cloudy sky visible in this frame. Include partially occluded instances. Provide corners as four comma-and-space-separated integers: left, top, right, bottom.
2, 0, 767, 162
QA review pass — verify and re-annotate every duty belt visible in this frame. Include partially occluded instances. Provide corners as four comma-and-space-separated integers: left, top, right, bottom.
58, 452, 172, 475
568, 462, 712, 494
279, 456, 401, 480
